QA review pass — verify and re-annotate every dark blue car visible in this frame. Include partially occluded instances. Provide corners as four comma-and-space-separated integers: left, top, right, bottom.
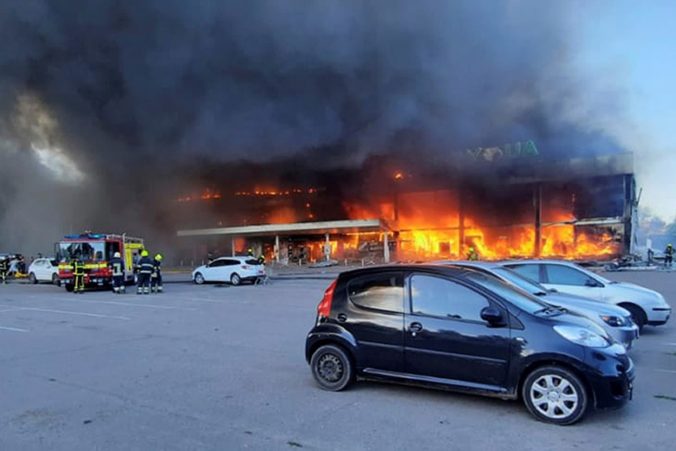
305, 265, 634, 425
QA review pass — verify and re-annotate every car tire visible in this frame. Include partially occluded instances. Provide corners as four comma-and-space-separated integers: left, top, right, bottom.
310, 344, 354, 392
622, 304, 647, 332
230, 273, 241, 286
52, 274, 60, 286
522, 365, 588, 425
65, 284, 74, 292
194, 273, 205, 285
29, 273, 38, 284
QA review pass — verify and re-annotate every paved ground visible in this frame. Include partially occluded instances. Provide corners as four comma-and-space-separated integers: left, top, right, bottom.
0, 271, 675, 450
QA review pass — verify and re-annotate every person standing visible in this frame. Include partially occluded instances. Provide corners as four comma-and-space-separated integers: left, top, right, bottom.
136, 250, 154, 295
467, 246, 479, 261
151, 253, 163, 293
109, 251, 125, 294
72, 257, 85, 294
0, 256, 8, 284
665, 244, 674, 268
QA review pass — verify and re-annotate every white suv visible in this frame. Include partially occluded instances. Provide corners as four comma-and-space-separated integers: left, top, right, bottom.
27, 258, 60, 285
192, 256, 266, 285
502, 260, 671, 331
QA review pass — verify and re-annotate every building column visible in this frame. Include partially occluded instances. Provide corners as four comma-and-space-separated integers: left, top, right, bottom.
231, 238, 236, 257
458, 189, 465, 257
275, 235, 280, 263
533, 184, 542, 257
324, 233, 331, 261
383, 232, 390, 263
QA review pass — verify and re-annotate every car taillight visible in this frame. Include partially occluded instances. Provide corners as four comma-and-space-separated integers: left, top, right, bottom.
317, 279, 337, 320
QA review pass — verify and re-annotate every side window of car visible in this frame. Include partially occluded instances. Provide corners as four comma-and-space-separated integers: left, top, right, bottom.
410, 275, 490, 322
506, 264, 542, 283
348, 272, 404, 313
223, 260, 240, 266
209, 260, 226, 267
544, 265, 596, 286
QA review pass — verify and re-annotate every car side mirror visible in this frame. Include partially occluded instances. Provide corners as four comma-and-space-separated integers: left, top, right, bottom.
481, 306, 505, 326
584, 279, 601, 288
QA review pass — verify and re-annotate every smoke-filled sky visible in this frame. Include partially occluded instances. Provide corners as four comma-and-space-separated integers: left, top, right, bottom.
0, 0, 673, 254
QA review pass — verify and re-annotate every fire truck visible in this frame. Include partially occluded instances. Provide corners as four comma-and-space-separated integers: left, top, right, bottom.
56, 233, 145, 291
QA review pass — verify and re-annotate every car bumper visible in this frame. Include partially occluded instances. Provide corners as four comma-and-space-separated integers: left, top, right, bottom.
647, 307, 671, 326
611, 325, 639, 350
584, 346, 635, 409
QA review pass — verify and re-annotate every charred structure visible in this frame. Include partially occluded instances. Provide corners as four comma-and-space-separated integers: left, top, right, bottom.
175, 151, 636, 264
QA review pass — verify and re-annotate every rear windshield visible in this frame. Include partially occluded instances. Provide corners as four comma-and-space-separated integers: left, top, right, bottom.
465, 272, 550, 314
245, 259, 261, 265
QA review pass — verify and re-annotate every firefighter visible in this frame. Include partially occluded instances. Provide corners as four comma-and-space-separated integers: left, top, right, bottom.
151, 253, 163, 293
109, 251, 125, 294
247, 248, 254, 257
0, 256, 8, 284
257, 253, 265, 266
136, 250, 154, 295
72, 257, 86, 294
467, 246, 479, 261
665, 244, 674, 268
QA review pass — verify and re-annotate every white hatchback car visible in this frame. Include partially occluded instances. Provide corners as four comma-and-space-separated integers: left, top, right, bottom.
27, 258, 60, 285
502, 260, 671, 331
192, 256, 266, 286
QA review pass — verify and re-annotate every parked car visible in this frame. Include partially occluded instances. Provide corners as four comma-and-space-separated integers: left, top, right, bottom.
192, 256, 265, 285
306, 265, 634, 425
501, 260, 671, 331
27, 258, 60, 285
438, 261, 638, 349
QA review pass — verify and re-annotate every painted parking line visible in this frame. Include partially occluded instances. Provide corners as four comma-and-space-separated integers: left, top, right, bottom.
0, 325, 29, 333
47, 297, 196, 311
0, 304, 130, 321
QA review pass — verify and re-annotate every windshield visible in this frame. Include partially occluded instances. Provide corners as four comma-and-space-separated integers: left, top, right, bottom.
492, 267, 548, 294
465, 271, 551, 314
58, 241, 106, 262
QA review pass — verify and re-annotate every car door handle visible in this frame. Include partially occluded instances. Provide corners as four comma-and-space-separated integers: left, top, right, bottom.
337, 313, 347, 323
409, 322, 423, 336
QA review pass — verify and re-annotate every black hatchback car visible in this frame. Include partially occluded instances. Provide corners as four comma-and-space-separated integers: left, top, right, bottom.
305, 265, 634, 425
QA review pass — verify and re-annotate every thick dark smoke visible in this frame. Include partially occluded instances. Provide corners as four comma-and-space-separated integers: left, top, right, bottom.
0, 0, 624, 255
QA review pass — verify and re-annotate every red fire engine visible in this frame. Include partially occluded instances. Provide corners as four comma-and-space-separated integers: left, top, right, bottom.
57, 233, 145, 291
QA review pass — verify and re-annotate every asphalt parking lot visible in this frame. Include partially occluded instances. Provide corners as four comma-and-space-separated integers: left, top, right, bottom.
1, 271, 675, 450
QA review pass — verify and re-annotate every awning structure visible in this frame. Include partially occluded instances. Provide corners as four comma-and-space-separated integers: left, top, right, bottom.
177, 218, 388, 238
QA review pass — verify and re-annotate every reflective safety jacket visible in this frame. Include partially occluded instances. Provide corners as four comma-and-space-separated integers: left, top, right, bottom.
0, 259, 8, 272
152, 259, 162, 276
72, 260, 85, 276
109, 257, 125, 276
138, 256, 154, 275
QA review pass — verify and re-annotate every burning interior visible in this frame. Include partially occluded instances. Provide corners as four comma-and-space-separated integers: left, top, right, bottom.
174, 151, 636, 264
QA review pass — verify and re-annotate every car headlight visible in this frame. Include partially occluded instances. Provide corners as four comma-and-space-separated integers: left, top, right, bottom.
600, 315, 627, 327
553, 325, 610, 348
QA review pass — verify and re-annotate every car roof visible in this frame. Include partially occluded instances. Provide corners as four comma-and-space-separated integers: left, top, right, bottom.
499, 259, 578, 265
215, 256, 255, 261
339, 264, 481, 280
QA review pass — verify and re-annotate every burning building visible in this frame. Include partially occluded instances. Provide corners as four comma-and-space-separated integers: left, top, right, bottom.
175, 148, 637, 265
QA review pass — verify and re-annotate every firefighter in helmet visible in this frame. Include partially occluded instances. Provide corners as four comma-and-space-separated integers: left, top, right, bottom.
467, 246, 479, 261
109, 251, 125, 294
0, 256, 8, 284
151, 253, 164, 293
665, 244, 674, 268
72, 256, 86, 293
247, 247, 254, 257
137, 250, 154, 295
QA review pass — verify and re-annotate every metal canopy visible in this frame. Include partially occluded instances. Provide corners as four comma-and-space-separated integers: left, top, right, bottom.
177, 219, 387, 238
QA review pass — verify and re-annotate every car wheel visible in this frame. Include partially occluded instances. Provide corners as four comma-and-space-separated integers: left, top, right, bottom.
29, 273, 38, 284
230, 273, 241, 286
194, 273, 205, 285
522, 366, 588, 425
622, 304, 647, 333
65, 284, 74, 292
310, 344, 354, 391
52, 274, 60, 286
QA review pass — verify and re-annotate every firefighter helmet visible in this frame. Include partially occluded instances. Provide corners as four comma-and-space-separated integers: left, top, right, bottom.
114, 252, 121, 258
154, 253, 163, 261
141, 250, 149, 257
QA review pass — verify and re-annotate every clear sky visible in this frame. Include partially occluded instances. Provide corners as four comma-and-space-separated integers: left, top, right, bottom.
576, 0, 676, 221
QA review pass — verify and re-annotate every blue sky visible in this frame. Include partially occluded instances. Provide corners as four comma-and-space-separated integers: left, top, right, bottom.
575, 0, 676, 220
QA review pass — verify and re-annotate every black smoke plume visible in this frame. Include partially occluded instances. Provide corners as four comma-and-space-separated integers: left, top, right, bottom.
0, 0, 623, 255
